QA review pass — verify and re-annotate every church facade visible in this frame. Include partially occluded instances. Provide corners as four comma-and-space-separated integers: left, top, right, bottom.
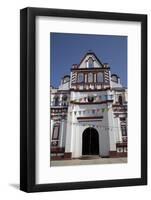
50, 52, 127, 160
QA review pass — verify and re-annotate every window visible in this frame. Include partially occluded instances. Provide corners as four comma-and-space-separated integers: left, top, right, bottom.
62, 95, 67, 101
77, 73, 84, 83
97, 72, 103, 82
62, 95, 67, 106
52, 125, 60, 139
88, 73, 93, 82
121, 126, 127, 136
63, 76, 70, 83
94, 74, 96, 82
88, 57, 94, 68
118, 95, 123, 105
54, 96, 59, 106
112, 75, 118, 83
88, 96, 94, 102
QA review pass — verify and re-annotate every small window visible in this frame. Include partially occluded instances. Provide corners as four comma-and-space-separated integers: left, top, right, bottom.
63, 76, 70, 83
112, 75, 118, 83
88, 73, 93, 83
52, 125, 60, 140
62, 95, 68, 106
88, 57, 94, 68
97, 72, 103, 82
121, 126, 127, 136
77, 73, 84, 83
88, 96, 94, 102
118, 95, 123, 105
54, 96, 59, 106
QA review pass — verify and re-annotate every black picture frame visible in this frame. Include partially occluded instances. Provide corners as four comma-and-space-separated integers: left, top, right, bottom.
20, 7, 147, 192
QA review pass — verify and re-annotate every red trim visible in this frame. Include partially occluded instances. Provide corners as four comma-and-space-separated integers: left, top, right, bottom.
70, 100, 113, 105
71, 67, 110, 71
70, 88, 110, 92
117, 152, 127, 157
51, 147, 65, 153
112, 104, 127, 108
51, 156, 64, 160
64, 152, 72, 159
109, 151, 127, 158
77, 116, 103, 120
116, 142, 127, 147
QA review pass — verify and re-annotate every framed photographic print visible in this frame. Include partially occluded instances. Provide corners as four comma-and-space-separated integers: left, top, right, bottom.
20, 7, 147, 192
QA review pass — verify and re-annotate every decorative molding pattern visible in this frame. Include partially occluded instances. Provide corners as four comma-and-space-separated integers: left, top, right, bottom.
71, 67, 110, 71
77, 116, 103, 120
71, 100, 113, 105
70, 87, 111, 92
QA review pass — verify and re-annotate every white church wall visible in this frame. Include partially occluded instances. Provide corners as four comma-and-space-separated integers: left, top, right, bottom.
114, 117, 121, 142
50, 119, 54, 138
67, 95, 114, 157
65, 112, 73, 153
111, 81, 122, 88
106, 109, 117, 152
72, 124, 82, 158
99, 127, 110, 156
58, 81, 70, 90
59, 120, 67, 148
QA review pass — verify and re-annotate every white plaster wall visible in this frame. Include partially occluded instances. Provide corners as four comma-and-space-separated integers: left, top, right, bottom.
58, 81, 70, 90
59, 120, 67, 147
50, 119, 54, 139
111, 81, 122, 88
99, 127, 110, 156
70, 121, 111, 158
114, 117, 122, 142
70, 90, 108, 101
65, 111, 73, 152
67, 90, 115, 157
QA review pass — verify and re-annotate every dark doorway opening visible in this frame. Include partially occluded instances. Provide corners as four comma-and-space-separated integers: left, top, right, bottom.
82, 127, 99, 155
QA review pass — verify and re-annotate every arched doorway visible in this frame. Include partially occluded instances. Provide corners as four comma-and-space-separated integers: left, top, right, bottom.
82, 127, 99, 155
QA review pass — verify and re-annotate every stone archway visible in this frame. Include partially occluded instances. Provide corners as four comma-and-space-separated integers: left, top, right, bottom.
82, 127, 99, 155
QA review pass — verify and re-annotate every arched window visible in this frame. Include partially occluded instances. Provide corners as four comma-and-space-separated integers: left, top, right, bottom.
97, 72, 103, 82
118, 95, 123, 105
54, 96, 59, 106
88, 96, 94, 102
88, 73, 93, 83
88, 57, 94, 68
51, 123, 60, 146
77, 73, 84, 83
111, 75, 118, 83
63, 76, 70, 84
62, 95, 68, 106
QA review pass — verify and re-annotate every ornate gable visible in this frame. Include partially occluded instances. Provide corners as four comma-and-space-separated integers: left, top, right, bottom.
70, 52, 110, 91
78, 52, 104, 68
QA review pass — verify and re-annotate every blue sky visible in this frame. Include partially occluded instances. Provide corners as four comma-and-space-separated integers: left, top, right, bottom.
50, 33, 127, 87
